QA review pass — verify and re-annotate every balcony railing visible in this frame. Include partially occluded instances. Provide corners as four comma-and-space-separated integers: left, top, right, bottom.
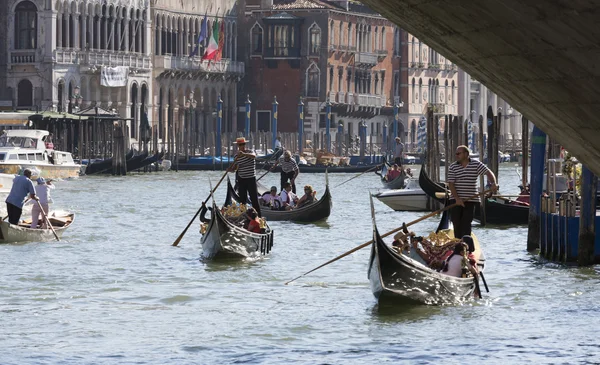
337, 93, 386, 107
154, 56, 244, 75
10, 50, 36, 64
345, 92, 354, 104
328, 91, 336, 102
355, 52, 378, 67
337, 91, 345, 103
53, 49, 152, 69
347, 46, 357, 53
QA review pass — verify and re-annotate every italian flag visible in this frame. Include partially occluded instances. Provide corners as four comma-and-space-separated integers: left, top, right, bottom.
202, 19, 220, 61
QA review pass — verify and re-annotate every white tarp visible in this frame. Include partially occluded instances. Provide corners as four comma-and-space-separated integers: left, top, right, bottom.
101, 66, 129, 87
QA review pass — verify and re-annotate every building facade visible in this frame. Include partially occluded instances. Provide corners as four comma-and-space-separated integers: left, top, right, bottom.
0, 0, 243, 150
239, 0, 398, 148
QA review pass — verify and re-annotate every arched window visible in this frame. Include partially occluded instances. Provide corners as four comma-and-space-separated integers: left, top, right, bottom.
338, 21, 343, 46
307, 63, 320, 97
15, 1, 37, 49
394, 28, 400, 56
329, 20, 335, 45
17, 79, 33, 107
411, 78, 416, 103
418, 78, 422, 104
380, 27, 385, 51
309, 23, 320, 55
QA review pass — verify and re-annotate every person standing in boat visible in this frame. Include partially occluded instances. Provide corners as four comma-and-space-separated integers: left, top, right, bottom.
271, 150, 299, 194
5, 169, 38, 225
229, 137, 262, 217
31, 178, 55, 229
447, 145, 498, 238
394, 137, 404, 166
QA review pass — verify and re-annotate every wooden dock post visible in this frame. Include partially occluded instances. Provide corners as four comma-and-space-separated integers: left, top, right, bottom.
527, 125, 547, 251
578, 166, 598, 265
478, 115, 487, 226
521, 117, 529, 187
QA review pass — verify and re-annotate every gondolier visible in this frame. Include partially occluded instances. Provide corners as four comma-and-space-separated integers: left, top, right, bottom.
394, 137, 404, 166
271, 150, 299, 194
229, 137, 262, 217
5, 169, 38, 225
447, 145, 497, 238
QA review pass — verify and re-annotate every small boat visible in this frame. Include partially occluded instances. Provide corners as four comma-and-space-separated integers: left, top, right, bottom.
224, 176, 332, 223
265, 163, 381, 174
418, 163, 529, 225
374, 178, 433, 211
0, 211, 75, 243
379, 158, 407, 190
0, 130, 81, 179
200, 202, 274, 260
367, 200, 485, 305
125, 151, 149, 171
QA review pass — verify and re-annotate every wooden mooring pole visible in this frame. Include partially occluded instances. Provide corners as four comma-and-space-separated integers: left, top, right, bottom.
527, 125, 547, 251
578, 166, 598, 265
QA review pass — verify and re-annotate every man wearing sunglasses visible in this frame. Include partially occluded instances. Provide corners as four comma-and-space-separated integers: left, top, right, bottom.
447, 145, 497, 238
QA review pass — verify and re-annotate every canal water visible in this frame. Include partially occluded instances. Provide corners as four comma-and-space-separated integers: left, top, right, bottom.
1, 165, 599, 364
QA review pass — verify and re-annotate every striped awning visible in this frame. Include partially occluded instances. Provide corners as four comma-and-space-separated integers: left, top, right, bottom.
0, 112, 34, 126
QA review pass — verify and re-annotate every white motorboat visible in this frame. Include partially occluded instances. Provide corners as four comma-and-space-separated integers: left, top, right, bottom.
374, 178, 431, 211
0, 130, 81, 179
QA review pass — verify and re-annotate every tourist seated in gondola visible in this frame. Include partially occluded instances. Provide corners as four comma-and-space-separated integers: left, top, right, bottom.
244, 207, 262, 233
392, 230, 431, 266
259, 186, 283, 210
441, 236, 478, 278
296, 184, 317, 208
280, 182, 299, 210
385, 164, 402, 181
405, 167, 414, 177
514, 183, 531, 205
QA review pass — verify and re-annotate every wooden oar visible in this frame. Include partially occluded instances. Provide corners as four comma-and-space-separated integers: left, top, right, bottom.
36, 200, 60, 241
171, 157, 238, 247
479, 271, 490, 292
256, 169, 270, 182
333, 164, 382, 189
284, 190, 492, 285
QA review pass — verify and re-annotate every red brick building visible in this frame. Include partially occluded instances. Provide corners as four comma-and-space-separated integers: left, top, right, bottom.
238, 0, 401, 148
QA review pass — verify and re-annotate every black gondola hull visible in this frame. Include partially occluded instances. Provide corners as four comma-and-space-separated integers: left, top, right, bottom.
225, 178, 332, 223
200, 203, 274, 260
368, 227, 480, 305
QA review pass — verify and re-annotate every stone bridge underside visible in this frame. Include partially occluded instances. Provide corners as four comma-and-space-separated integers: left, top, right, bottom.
362, 0, 600, 175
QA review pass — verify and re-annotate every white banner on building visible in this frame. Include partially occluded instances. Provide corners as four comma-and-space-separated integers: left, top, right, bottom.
101, 66, 129, 87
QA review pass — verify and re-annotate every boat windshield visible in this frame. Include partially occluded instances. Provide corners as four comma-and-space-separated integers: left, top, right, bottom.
0, 136, 38, 149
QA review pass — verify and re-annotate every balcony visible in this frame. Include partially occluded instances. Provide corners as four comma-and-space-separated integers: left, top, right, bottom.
9, 50, 36, 65
355, 52, 378, 67
337, 91, 345, 103
328, 91, 336, 102
154, 56, 245, 75
375, 49, 387, 60
338, 93, 386, 108
53, 49, 152, 69
347, 46, 357, 53
345, 92, 354, 104
264, 47, 300, 58
429, 103, 446, 114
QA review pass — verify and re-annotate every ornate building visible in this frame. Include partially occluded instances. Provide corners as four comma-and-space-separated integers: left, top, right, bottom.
239, 0, 397, 145
0, 0, 243, 149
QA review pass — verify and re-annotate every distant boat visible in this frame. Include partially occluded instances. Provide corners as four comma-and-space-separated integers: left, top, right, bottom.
374, 178, 431, 211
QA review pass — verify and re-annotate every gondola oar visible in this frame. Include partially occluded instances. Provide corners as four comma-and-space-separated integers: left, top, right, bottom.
479, 271, 490, 292
36, 200, 60, 241
284, 189, 492, 285
255, 150, 282, 182
333, 164, 382, 189
172, 156, 238, 247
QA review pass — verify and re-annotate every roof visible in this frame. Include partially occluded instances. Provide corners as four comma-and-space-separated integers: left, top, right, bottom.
4, 129, 49, 139
31, 111, 89, 120
0, 111, 35, 126
272, 0, 333, 10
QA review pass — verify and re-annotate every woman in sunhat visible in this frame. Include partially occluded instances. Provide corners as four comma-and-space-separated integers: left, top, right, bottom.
229, 137, 261, 217
30, 177, 55, 228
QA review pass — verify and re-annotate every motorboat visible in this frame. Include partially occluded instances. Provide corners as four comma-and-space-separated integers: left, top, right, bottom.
374, 178, 433, 211
0, 130, 81, 179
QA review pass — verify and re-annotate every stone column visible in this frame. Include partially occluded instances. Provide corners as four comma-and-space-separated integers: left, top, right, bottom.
57, 13, 62, 48
96, 14, 101, 49
124, 16, 130, 52
73, 13, 80, 49
116, 16, 121, 51
82, 14, 87, 49
65, 14, 70, 48
157, 25, 162, 55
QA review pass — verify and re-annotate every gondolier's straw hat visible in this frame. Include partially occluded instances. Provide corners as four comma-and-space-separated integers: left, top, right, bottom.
234, 137, 248, 144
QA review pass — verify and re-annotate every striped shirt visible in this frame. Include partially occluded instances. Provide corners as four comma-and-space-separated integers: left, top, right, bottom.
237, 151, 256, 179
278, 156, 299, 174
447, 159, 490, 202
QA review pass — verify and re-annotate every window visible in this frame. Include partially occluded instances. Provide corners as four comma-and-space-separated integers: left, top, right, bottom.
309, 24, 320, 55
307, 63, 320, 97
329, 21, 335, 45
394, 28, 400, 56
412, 78, 416, 103
393, 72, 399, 97
274, 25, 289, 56
251, 23, 263, 54
339, 22, 343, 46
17, 79, 33, 107
381, 27, 385, 51
319, 113, 335, 129
15, 1, 37, 49
348, 23, 352, 47
329, 67, 334, 92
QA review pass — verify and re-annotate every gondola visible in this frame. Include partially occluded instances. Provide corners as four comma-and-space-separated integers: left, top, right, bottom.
0, 211, 75, 243
418, 161, 529, 225
264, 163, 381, 174
224, 176, 332, 223
125, 151, 149, 171
379, 157, 407, 189
367, 198, 485, 305
84, 149, 134, 175
200, 201, 274, 260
